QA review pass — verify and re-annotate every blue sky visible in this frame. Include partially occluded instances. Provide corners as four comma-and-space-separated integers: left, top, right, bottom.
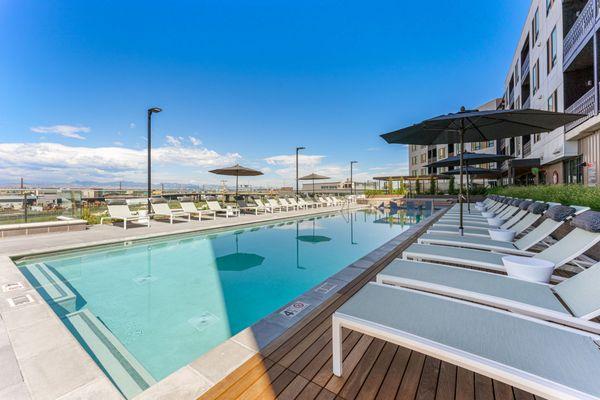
0, 1, 528, 187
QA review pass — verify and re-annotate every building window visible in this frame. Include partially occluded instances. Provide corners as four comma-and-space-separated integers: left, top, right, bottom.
438, 147, 446, 159
532, 8, 539, 43
420, 154, 427, 163
547, 89, 557, 112
488, 140, 495, 148
546, 0, 554, 15
472, 142, 482, 151
411, 156, 417, 165
532, 59, 539, 94
547, 26, 557, 74
514, 63, 519, 83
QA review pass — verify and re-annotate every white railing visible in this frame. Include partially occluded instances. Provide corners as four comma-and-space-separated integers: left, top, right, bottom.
565, 86, 596, 131
521, 52, 530, 79
564, 0, 595, 61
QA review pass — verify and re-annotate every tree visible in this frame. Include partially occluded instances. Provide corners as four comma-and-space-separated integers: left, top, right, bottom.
448, 176, 456, 195
429, 177, 436, 194
415, 179, 421, 195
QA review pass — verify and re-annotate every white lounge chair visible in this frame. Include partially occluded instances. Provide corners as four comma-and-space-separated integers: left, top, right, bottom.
377, 258, 600, 333
206, 200, 240, 218
236, 198, 267, 215
255, 198, 277, 213
287, 197, 305, 209
278, 198, 297, 211
268, 198, 290, 211
417, 205, 576, 254
318, 197, 332, 207
332, 283, 600, 400
100, 201, 150, 229
179, 199, 216, 220
151, 199, 191, 224
299, 197, 318, 208
403, 211, 600, 281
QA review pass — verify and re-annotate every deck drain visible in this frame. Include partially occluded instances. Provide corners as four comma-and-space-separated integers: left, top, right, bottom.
315, 282, 337, 294
188, 312, 219, 332
7, 294, 35, 308
133, 275, 158, 285
2, 282, 25, 292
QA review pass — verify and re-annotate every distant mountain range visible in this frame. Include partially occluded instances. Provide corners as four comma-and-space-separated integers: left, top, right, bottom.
0, 179, 272, 190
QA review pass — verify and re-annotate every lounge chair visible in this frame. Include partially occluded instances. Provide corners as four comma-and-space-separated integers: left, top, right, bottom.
179, 198, 216, 220
428, 200, 544, 237
236, 198, 267, 215
151, 199, 191, 224
403, 211, 600, 280
332, 282, 600, 400
332, 196, 346, 206
417, 205, 575, 254
299, 197, 319, 208
255, 198, 277, 213
377, 258, 600, 333
278, 198, 297, 210
206, 200, 240, 218
287, 197, 305, 209
318, 197, 332, 207
268, 198, 291, 211
100, 200, 150, 229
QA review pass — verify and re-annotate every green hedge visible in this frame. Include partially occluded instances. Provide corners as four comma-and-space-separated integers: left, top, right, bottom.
488, 185, 600, 210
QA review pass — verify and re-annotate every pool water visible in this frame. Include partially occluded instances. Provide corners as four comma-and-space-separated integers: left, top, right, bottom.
17, 208, 430, 396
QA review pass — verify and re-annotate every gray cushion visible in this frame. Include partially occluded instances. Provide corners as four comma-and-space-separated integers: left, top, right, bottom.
545, 205, 576, 222
527, 202, 548, 214
150, 198, 167, 204
511, 199, 521, 206
106, 199, 127, 205
179, 197, 193, 202
571, 211, 600, 232
519, 200, 534, 210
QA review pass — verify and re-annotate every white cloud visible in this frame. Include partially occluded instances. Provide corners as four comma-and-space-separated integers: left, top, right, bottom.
264, 154, 325, 167
165, 135, 182, 146
0, 142, 240, 183
129, 122, 136, 129
188, 136, 201, 146
30, 125, 90, 140
113, 141, 124, 146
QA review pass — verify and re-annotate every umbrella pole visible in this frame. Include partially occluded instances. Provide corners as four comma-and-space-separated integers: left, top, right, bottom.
466, 171, 471, 214
236, 175, 239, 196
459, 127, 464, 236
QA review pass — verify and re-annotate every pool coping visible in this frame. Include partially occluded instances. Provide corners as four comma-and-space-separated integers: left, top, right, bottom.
0, 204, 447, 399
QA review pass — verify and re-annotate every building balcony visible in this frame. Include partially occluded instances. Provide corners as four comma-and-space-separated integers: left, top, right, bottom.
520, 53, 530, 79
508, 90, 514, 107
563, 0, 595, 68
565, 86, 596, 132
522, 96, 531, 109
523, 140, 531, 157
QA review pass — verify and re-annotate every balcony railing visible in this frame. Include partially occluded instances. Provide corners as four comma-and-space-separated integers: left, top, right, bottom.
565, 86, 596, 132
522, 96, 531, 109
508, 90, 514, 106
563, 0, 595, 64
521, 52, 530, 79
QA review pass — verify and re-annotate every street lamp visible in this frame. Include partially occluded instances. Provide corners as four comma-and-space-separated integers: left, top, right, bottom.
350, 161, 357, 196
295, 146, 305, 195
147, 107, 162, 212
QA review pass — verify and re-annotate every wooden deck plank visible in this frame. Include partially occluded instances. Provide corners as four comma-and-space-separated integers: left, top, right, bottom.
276, 374, 309, 400
287, 326, 333, 373
415, 357, 441, 400
473, 374, 494, 400
337, 338, 386, 399
455, 368, 474, 400
295, 381, 324, 400
315, 388, 337, 400
236, 363, 286, 400
395, 352, 426, 400
311, 331, 362, 387
214, 359, 275, 400
324, 334, 375, 393
298, 329, 353, 380
200, 355, 268, 400
355, 342, 398, 400
277, 319, 332, 368
513, 388, 535, 400
376, 346, 411, 399
435, 362, 457, 400
492, 380, 515, 400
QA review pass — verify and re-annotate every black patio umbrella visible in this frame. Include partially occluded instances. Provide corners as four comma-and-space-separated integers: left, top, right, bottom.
442, 166, 504, 179
299, 173, 330, 195
209, 164, 263, 195
428, 152, 513, 213
296, 219, 332, 243
381, 107, 583, 235
215, 231, 265, 271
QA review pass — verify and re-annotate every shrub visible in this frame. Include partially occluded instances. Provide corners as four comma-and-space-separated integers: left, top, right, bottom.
488, 184, 600, 210
429, 177, 436, 195
448, 176, 456, 195
415, 179, 421, 194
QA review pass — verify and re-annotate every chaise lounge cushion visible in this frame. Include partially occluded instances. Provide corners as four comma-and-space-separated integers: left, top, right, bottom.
107, 199, 127, 205
511, 199, 522, 206
527, 202, 548, 214
519, 200, 534, 210
150, 198, 167, 204
545, 205, 576, 222
571, 210, 600, 233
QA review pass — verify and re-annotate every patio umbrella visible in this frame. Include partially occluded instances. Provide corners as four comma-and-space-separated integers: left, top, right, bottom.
427, 152, 513, 212
215, 231, 265, 271
296, 218, 332, 243
209, 164, 263, 195
381, 107, 583, 235
299, 173, 330, 195
442, 166, 504, 179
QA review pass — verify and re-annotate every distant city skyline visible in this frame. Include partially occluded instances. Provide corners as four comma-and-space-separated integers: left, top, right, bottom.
0, 1, 528, 187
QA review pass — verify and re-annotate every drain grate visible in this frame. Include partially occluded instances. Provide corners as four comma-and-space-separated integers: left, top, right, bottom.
188, 312, 219, 332
2, 282, 25, 292
7, 294, 35, 307
132, 275, 158, 285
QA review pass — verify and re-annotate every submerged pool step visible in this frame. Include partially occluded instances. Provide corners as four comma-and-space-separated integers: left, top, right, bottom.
25, 263, 77, 316
65, 309, 156, 399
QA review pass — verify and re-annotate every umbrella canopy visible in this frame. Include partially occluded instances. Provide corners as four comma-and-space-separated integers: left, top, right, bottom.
426, 152, 514, 168
380, 107, 583, 235
298, 173, 330, 195
296, 219, 331, 243
215, 232, 265, 271
209, 164, 263, 195
442, 166, 504, 179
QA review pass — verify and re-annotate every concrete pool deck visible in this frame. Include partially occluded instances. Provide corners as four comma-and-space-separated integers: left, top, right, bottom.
0, 204, 446, 399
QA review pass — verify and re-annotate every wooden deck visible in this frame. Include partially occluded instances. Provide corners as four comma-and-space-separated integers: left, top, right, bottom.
198, 256, 544, 400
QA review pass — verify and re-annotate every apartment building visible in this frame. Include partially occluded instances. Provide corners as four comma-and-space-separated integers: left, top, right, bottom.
501, 0, 600, 186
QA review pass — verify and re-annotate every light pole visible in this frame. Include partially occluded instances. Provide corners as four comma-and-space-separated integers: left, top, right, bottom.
295, 146, 305, 195
147, 107, 162, 213
350, 161, 357, 196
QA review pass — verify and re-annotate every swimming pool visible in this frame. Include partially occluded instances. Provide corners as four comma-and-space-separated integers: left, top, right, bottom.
16, 208, 431, 397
